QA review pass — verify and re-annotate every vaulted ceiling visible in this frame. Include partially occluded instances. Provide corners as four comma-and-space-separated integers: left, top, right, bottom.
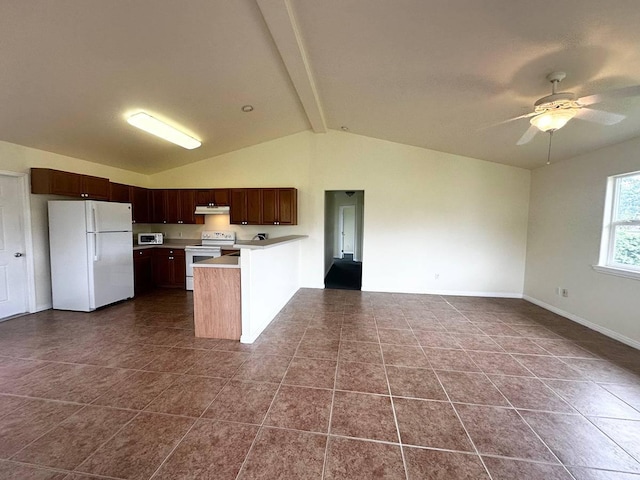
2, 0, 640, 173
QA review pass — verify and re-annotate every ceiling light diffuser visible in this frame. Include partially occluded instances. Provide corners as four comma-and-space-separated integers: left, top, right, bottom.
530, 108, 577, 132
127, 112, 201, 149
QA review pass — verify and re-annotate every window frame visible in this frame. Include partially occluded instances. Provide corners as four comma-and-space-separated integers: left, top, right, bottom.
595, 170, 640, 280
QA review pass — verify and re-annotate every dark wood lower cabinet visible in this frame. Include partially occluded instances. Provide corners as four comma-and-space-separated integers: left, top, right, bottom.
152, 248, 186, 288
133, 249, 154, 294
133, 247, 187, 294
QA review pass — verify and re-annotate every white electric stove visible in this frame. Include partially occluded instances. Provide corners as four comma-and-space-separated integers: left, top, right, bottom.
184, 231, 236, 290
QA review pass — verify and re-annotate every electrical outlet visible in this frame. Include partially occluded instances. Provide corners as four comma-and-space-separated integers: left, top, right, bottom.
434, 273, 440, 280
562, 288, 569, 297
178, 232, 182, 238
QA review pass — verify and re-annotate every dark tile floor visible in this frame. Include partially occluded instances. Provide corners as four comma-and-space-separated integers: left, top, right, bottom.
1, 289, 640, 479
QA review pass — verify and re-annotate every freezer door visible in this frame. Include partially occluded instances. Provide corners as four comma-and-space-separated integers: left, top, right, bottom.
87, 232, 134, 309
86, 201, 132, 232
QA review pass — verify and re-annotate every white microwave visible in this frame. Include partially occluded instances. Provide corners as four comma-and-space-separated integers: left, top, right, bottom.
138, 233, 163, 245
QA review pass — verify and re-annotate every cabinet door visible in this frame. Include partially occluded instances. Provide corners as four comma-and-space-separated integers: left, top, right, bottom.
261, 188, 278, 224
109, 183, 131, 203
230, 189, 247, 224
247, 189, 262, 225
131, 187, 150, 223
195, 189, 213, 206
51, 170, 83, 197
179, 189, 200, 224
151, 190, 167, 223
133, 250, 153, 294
152, 250, 172, 287
164, 190, 180, 224
213, 189, 230, 206
82, 175, 110, 200
277, 188, 297, 225
171, 251, 186, 287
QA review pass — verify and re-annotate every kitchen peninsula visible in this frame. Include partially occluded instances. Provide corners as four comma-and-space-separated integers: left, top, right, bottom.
192, 235, 307, 343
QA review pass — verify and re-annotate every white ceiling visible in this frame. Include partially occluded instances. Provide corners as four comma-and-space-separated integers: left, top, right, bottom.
2, 0, 640, 173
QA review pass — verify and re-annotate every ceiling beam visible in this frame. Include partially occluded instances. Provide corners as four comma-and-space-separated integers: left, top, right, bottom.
256, 0, 327, 133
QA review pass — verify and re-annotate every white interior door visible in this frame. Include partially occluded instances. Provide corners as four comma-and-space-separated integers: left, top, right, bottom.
0, 175, 28, 319
340, 205, 356, 257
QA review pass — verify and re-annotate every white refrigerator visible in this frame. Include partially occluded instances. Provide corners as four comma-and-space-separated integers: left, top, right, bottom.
48, 200, 134, 312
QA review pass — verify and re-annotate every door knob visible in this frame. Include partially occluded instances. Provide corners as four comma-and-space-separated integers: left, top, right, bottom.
14, 252, 23, 257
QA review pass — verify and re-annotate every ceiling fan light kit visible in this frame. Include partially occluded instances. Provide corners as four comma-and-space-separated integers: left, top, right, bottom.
530, 108, 578, 132
500, 71, 639, 162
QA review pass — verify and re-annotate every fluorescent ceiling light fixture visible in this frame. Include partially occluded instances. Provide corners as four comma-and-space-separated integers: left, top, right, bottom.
127, 112, 201, 149
530, 108, 578, 132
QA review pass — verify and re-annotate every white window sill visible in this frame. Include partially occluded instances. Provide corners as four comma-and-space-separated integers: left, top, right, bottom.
592, 265, 640, 281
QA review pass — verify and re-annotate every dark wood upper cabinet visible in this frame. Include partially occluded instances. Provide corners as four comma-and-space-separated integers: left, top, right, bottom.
276, 188, 297, 225
195, 188, 230, 207
246, 189, 262, 225
151, 189, 202, 225
261, 189, 278, 225
131, 186, 150, 223
230, 188, 262, 225
32, 169, 296, 226
31, 168, 109, 200
230, 188, 296, 225
164, 190, 180, 224
260, 188, 297, 225
179, 189, 201, 224
151, 189, 167, 223
109, 182, 131, 203
229, 189, 248, 225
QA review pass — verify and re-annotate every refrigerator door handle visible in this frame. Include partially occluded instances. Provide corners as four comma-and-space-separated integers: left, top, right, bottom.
91, 233, 98, 261
92, 205, 98, 233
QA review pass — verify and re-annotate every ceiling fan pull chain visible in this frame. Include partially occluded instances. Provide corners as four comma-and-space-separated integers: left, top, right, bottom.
546, 130, 554, 165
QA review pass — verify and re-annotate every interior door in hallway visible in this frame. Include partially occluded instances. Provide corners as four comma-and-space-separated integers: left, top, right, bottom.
0, 174, 28, 319
340, 205, 356, 257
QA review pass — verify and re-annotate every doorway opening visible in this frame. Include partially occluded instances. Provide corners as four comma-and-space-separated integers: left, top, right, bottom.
324, 190, 364, 290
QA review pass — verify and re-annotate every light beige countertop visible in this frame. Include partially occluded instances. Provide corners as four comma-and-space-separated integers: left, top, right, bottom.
234, 235, 308, 250
192, 256, 240, 269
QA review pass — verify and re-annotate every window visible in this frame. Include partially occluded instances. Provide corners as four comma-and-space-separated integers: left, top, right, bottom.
595, 171, 640, 279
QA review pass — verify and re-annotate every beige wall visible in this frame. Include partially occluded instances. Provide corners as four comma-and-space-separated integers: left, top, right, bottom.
0, 140, 148, 310
152, 130, 531, 296
2, 130, 531, 310
524, 136, 640, 346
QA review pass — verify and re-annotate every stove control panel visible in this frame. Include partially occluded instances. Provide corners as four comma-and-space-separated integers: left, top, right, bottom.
201, 231, 236, 241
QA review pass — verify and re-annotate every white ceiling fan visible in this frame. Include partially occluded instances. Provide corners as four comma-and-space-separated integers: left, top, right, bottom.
505, 71, 640, 146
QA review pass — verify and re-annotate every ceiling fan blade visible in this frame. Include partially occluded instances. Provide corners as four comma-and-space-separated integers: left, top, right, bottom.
574, 108, 626, 125
479, 111, 537, 131
516, 124, 538, 145
577, 84, 640, 106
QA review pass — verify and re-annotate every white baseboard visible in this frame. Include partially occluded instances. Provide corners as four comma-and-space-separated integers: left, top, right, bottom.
35, 303, 52, 313
361, 286, 524, 299
523, 295, 640, 351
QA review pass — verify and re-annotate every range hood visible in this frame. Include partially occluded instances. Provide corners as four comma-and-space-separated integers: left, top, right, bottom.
194, 205, 230, 215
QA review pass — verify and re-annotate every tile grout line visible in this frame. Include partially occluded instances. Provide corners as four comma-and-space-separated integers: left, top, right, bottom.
233, 315, 310, 480
437, 296, 498, 480
145, 368, 237, 479
319, 316, 343, 480
373, 309, 410, 480
445, 299, 579, 480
